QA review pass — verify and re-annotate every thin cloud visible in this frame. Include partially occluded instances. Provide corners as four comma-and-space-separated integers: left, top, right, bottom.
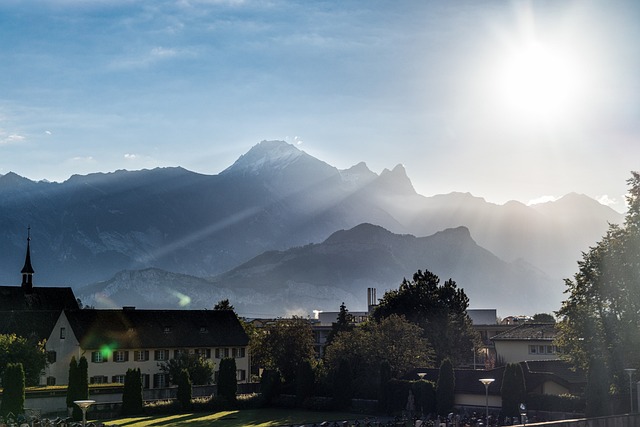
124, 153, 139, 160
0, 131, 25, 145
597, 195, 617, 207
110, 46, 194, 70
71, 156, 95, 163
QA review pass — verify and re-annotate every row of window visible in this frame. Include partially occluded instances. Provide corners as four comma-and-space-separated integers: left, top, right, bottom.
90, 347, 246, 363
528, 344, 559, 355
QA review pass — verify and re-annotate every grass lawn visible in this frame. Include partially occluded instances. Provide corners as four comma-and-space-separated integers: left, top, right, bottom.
103, 408, 372, 427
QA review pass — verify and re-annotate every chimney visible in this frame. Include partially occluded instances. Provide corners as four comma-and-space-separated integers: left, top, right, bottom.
367, 288, 377, 313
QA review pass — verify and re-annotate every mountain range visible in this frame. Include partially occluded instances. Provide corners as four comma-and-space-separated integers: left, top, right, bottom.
0, 140, 623, 317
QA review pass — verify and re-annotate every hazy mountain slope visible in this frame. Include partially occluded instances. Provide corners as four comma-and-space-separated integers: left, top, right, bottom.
78, 224, 557, 317
0, 140, 622, 315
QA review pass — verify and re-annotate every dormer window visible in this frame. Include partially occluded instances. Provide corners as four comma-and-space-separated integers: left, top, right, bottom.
163, 326, 171, 334
199, 326, 208, 334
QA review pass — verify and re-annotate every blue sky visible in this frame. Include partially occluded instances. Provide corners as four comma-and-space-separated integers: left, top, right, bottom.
0, 0, 638, 212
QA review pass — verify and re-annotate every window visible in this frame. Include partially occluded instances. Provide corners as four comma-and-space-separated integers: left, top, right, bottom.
142, 374, 150, 389
232, 348, 238, 358
91, 351, 106, 363
528, 345, 537, 354
134, 350, 149, 361
224, 348, 229, 358
90, 376, 108, 384
195, 348, 211, 359
236, 370, 246, 382
47, 351, 57, 363
153, 373, 169, 388
154, 349, 169, 361
112, 375, 126, 384
215, 348, 221, 359
114, 350, 129, 362
238, 347, 246, 358
163, 326, 172, 334
46, 376, 56, 386
60, 327, 66, 339
199, 326, 208, 334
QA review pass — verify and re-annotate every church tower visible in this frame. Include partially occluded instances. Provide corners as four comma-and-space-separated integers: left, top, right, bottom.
21, 227, 34, 294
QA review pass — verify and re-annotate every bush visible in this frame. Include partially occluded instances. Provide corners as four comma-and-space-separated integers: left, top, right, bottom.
1, 363, 25, 416
527, 393, 585, 413
387, 379, 413, 415
260, 369, 282, 404
414, 379, 437, 416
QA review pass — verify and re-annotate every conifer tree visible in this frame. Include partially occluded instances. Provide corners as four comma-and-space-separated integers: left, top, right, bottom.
436, 358, 455, 416
1, 363, 25, 416
217, 358, 237, 403
176, 368, 192, 410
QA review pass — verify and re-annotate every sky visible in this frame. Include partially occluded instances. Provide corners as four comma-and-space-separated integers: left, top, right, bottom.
0, 0, 638, 213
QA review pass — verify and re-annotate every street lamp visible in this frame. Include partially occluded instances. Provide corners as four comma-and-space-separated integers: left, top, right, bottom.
625, 368, 636, 413
417, 373, 426, 380
74, 400, 96, 427
479, 378, 494, 425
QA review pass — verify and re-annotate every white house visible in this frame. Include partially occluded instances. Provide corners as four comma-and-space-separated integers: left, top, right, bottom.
45, 308, 250, 388
491, 322, 559, 365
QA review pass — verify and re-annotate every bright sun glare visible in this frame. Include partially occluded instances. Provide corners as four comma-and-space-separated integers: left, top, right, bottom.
496, 41, 582, 123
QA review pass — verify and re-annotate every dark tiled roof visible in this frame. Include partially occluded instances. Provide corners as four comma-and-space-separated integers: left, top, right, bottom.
65, 309, 249, 350
0, 286, 80, 311
0, 310, 61, 341
521, 359, 586, 393
491, 322, 557, 341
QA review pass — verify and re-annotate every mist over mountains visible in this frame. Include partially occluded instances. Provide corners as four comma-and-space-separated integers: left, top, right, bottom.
0, 140, 622, 316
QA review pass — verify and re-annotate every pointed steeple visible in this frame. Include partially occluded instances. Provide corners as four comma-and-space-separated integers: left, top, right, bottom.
21, 226, 34, 293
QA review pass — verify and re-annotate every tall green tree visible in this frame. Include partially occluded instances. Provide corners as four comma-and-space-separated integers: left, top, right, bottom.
213, 299, 235, 311
584, 357, 610, 417
325, 314, 434, 398
66, 356, 79, 413
0, 333, 47, 386
121, 368, 143, 415
176, 369, 192, 410
1, 363, 25, 417
332, 358, 353, 410
557, 172, 640, 399
436, 358, 455, 416
325, 302, 354, 347
217, 358, 237, 403
295, 359, 315, 405
373, 269, 480, 365
250, 316, 315, 384
501, 363, 527, 417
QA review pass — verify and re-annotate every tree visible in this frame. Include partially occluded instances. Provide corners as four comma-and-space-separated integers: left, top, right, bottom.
260, 370, 282, 404
176, 369, 192, 410
584, 357, 610, 417
557, 172, 640, 398
501, 363, 527, 417
218, 358, 237, 403
159, 351, 215, 385
373, 269, 481, 365
121, 368, 143, 415
332, 358, 353, 410
66, 356, 79, 414
1, 363, 25, 417
324, 314, 434, 397
250, 316, 315, 384
325, 302, 354, 347
214, 299, 235, 311
0, 333, 47, 386
295, 359, 315, 405
436, 358, 455, 416
66, 356, 88, 421
531, 313, 556, 323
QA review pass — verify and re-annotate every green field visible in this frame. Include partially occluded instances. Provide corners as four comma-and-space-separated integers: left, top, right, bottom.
103, 408, 373, 426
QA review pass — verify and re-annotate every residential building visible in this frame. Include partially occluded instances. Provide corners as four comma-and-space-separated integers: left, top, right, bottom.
45, 308, 250, 387
491, 322, 559, 365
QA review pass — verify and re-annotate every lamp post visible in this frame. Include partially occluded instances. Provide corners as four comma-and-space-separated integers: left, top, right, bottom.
417, 373, 426, 380
74, 400, 96, 427
625, 368, 636, 413
479, 378, 494, 425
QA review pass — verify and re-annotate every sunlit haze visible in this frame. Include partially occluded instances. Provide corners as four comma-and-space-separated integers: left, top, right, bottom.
1, 0, 638, 213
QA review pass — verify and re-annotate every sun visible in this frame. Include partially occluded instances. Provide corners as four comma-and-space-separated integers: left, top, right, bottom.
495, 41, 582, 123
